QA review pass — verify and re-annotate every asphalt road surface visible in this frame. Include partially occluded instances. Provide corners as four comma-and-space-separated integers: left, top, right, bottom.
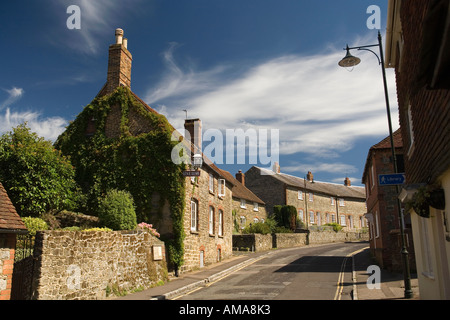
174, 242, 368, 300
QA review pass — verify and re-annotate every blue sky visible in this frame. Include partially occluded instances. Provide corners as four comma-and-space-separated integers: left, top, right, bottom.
0, 0, 398, 186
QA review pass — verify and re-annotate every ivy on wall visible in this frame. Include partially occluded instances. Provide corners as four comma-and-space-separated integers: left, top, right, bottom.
54, 86, 186, 267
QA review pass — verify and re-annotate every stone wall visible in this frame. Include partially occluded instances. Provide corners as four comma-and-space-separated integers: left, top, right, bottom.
233, 230, 369, 252
31, 230, 167, 300
233, 234, 272, 252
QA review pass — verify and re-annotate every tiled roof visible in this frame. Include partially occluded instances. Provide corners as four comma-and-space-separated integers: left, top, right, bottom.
362, 129, 403, 183
255, 167, 366, 199
0, 182, 27, 233
217, 169, 265, 204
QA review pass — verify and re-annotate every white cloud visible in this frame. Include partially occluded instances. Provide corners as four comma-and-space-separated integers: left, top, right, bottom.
51, 0, 144, 55
283, 162, 358, 175
0, 87, 24, 110
0, 108, 68, 141
146, 37, 399, 162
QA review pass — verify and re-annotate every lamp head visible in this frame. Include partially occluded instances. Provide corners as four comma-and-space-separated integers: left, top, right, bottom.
338, 46, 361, 68
193, 153, 203, 170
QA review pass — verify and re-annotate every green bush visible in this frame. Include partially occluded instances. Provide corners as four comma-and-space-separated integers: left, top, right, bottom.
97, 189, 137, 231
242, 222, 272, 235
21, 217, 48, 236
324, 223, 343, 233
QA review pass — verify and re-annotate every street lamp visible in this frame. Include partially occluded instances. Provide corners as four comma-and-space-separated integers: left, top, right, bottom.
338, 31, 413, 299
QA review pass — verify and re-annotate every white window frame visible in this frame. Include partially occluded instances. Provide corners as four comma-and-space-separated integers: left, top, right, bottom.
308, 192, 313, 202
309, 211, 315, 224
331, 213, 336, 223
218, 179, 225, 197
330, 197, 335, 205
253, 217, 259, 223
253, 202, 259, 211
407, 103, 415, 157
340, 215, 346, 226
339, 198, 345, 207
209, 206, 215, 235
375, 211, 380, 238
190, 200, 198, 232
218, 210, 223, 236
240, 216, 246, 229
209, 173, 214, 193
240, 199, 246, 209
298, 209, 304, 222
298, 190, 303, 200
371, 165, 375, 189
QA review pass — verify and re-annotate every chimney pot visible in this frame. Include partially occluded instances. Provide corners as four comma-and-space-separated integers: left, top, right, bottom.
272, 162, 280, 174
123, 38, 128, 49
344, 177, 351, 186
236, 170, 245, 186
115, 28, 124, 44
307, 171, 313, 182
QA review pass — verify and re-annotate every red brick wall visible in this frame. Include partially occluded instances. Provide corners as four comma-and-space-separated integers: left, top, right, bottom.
0, 234, 16, 300
396, 0, 450, 184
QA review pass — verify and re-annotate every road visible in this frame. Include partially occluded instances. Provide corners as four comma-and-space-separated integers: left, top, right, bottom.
174, 242, 368, 300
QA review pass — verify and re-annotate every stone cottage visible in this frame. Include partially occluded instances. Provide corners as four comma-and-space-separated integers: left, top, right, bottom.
245, 164, 367, 231
0, 182, 27, 300
217, 169, 267, 231
55, 29, 234, 274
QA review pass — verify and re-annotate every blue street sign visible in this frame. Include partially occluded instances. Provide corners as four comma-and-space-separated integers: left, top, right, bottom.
378, 173, 406, 186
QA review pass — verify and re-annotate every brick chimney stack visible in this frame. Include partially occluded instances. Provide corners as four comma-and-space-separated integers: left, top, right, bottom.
236, 170, 245, 186
307, 171, 313, 182
184, 119, 202, 154
344, 177, 351, 186
105, 28, 132, 95
272, 162, 280, 174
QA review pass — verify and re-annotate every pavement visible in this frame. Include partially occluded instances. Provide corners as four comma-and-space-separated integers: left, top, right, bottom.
115, 243, 420, 301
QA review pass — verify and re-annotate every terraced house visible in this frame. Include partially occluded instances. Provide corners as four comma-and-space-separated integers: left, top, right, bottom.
55, 29, 234, 275
245, 164, 367, 231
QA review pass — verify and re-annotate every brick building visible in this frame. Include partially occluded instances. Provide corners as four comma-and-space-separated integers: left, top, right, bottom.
0, 182, 27, 300
362, 129, 416, 271
386, 0, 450, 299
218, 169, 267, 231
56, 29, 235, 274
245, 165, 367, 231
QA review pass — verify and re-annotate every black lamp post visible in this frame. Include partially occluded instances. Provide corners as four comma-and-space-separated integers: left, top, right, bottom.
338, 31, 413, 299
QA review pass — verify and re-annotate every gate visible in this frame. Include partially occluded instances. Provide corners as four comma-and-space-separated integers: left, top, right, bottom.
11, 234, 35, 300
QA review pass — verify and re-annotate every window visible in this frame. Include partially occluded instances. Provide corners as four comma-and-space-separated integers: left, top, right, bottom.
253, 202, 259, 211
375, 211, 380, 238
218, 179, 225, 197
330, 197, 335, 205
209, 206, 215, 235
209, 173, 214, 193
371, 165, 375, 188
348, 215, 353, 229
340, 215, 346, 226
316, 212, 321, 226
253, 218, 259, 223
339, 198, 345, 207
298, 190, 303, 200
331, 214, 336, 223
420, 217, 434, 277
309, 211, 315, 224
308, 192, 313, 202
240, 199, 246, 209
326, 213, 330, 224
298, 209, 304, 222
240, 216, 246, 229
406, 104, 415, 156
218, 210, 223, 236
190, 200, 198, 232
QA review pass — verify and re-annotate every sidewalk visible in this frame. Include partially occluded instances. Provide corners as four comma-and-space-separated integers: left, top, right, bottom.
353, 247, 420, 300
115, 250, 273, 300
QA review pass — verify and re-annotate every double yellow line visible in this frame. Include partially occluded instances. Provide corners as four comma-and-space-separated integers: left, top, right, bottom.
334, 247, 369, 300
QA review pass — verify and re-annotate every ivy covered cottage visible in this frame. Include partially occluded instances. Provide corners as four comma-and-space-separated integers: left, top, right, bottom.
55, 29, 234, 274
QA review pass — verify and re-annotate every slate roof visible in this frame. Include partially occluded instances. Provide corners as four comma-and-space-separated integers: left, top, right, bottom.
0, 182, 27, 233
254, 167, 366, 200
217, 169, 265, 204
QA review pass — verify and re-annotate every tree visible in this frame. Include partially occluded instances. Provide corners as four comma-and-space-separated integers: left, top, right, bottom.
0, 124, 80, 217
97, 189, 137, 231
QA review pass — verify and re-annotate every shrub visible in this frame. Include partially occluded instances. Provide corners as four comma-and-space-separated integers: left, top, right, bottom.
97, 189, 137, 231
82, 227, 113, 232
21, 217, 49, 236
324, 223, 343, 233
242, 222, 272, 235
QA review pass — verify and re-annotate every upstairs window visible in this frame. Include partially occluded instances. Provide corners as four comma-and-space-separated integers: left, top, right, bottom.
209, 174, 214, 193
218, 179, 225, 197
298, 190, 303, 200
